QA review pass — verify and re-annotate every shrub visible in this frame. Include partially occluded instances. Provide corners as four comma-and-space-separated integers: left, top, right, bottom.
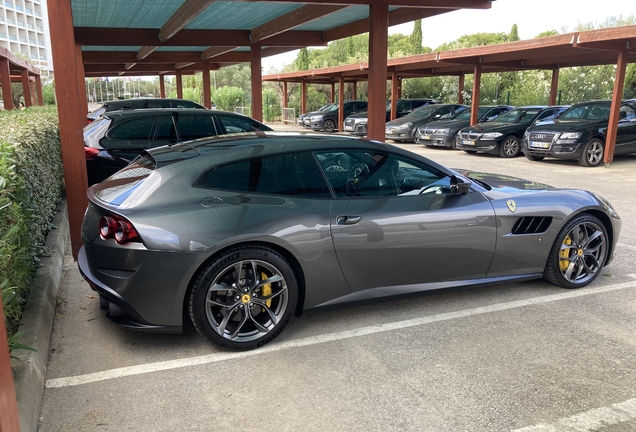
0, 106, 63, 342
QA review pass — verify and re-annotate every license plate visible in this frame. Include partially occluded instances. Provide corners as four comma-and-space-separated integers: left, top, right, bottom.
386, 129, 393, 134
344, 126, 354, 131
529, 141, 549, 149
422, 135, 431, 140
462, 140, 475, 145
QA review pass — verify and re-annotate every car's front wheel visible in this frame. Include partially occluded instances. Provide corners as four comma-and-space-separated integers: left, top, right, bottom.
322, 119, 336, 133
579, 138, 604, 167
544, 214, 608, 289
189, 245, 298, 350
449, 132, 459, 150
499, 135, 520, 158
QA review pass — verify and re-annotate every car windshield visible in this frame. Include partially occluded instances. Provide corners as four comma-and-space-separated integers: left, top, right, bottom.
559, 103, 611, 120
407, 107, 435, 119
494, 109, 540, 123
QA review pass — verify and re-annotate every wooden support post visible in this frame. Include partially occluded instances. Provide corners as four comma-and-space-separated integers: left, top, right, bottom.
549, 68, 559, 105
0, 292, 21, 432
21, 69, 32, 107
250, 46, 262, 121
76, 44, 87, 120
390, 72, 399, 120
176, 70, 183, 99
331, 82, 335, 103
159, 74, 165, 98
470, 64, 482, 126
458, 74, 465, 104
604, 50, 628, 166
36, 75, 43, 105
301, 80, 306, 115
352, 81, 357, 100
367, 4, 389, 141
49, 0, 89, 258
202, 61, 211, 109
0, 58, 13, 109
282, 81, 288, 109
338, 76, 344, 131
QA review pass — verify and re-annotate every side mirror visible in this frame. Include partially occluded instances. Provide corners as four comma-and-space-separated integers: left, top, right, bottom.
450, 175, 471, 195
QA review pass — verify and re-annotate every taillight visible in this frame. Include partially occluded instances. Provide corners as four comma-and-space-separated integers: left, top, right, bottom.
85, 147, 100, 160
99, 215, 140, 244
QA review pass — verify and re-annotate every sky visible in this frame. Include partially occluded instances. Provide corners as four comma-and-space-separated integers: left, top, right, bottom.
261, 0, 635, 74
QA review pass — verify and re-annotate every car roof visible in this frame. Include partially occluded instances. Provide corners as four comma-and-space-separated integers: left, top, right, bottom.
103, 108, 245, 119
103, 98, 202, 108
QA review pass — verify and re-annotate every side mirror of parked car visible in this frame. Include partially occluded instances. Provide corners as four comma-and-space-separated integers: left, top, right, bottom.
450, 175, 471, 195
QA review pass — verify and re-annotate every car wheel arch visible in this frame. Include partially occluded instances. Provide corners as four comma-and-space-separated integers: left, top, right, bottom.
183, 240, 307, 319
577, 209, 615, 266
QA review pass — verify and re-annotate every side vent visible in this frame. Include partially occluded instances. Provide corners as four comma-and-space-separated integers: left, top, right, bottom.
512, 217, 553, 235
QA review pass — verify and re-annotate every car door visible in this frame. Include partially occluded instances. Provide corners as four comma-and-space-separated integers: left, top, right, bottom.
616, 104, 636, 152
314, 149, 497, 292
174, 113, 218, 141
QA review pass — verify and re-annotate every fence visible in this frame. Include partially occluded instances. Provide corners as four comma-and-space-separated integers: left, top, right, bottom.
235, 106, 251, 117
282, 107, 296, 124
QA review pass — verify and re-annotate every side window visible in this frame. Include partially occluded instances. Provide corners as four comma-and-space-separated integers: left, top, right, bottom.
537, 109, 558, 122
200, 152, 331, 198
436, 106, 453, 119
172, 101, 198, 109
176, 114, 217, 140
154, 115, 177, 141
145, 100, 164, 108
216, 115, 262, 133
108, 117, 156, 140
343, 102, 354, 112
620, 105, 635, 120
314, 150, 448, 198
356, 102, 368, 111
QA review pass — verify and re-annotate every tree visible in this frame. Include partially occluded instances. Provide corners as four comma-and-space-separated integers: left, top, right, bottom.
410, 19, 423, 54
508, 24, 520, 42
297, 48, 309, 70
212, 86, 245, 111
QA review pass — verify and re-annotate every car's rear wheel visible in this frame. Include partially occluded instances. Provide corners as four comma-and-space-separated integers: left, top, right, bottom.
189, 245, 298, 350
544, 214, 608, 289
499, 135, 520, 158
578, 138, 604, 167
525, 154, 545, 161
322, 119, 336, 133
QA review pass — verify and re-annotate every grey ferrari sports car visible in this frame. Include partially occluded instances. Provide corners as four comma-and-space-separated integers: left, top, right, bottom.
78, 132, 621, 350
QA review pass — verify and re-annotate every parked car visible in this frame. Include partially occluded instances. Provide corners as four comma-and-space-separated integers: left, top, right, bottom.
456, 106, 568, 158
78, 132, 620, 350
385, 104, 468, 142
344, 98, 439, 136
297, 103, 334, 127
304, 100, 368, 132
87, 98, 206, 123
522, 100, 636, 167
415, 105, 513, 149
84, 108, 272, 185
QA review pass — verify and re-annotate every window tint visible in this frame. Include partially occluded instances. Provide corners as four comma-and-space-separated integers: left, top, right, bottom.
177, 114, 217, 140
109, 117, 156, 140
216, 115, 262, 133
356, 102, 368, 111
145, 100, 166, 108
201, 152, 331, 198
315, 150, 448, 198
172, 100, 199, 108
537, 109, 558, 122
620, 105, 635, 120
154, 115, 177, 141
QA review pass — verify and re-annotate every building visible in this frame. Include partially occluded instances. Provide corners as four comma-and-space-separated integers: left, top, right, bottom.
0, 0, 51, 71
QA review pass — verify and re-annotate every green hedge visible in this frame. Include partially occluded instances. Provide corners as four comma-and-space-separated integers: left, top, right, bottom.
1, 106, 63, 339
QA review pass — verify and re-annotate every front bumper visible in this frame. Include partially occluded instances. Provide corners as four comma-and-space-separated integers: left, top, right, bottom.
417, 132, 455, 148
385, 127, 414, 142
522, 137, 586, 160
344, 122, 367, 135
456, 138, 500, 154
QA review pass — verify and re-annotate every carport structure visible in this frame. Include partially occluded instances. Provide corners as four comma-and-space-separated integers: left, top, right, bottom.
47, 0, 493, 260
265, 25, 636, 161
0, 47, 44, 110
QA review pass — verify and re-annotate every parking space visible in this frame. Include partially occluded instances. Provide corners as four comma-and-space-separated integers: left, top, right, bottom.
38, 141, 636, 432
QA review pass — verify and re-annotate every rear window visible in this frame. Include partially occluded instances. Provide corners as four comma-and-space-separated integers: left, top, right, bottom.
93, 157, 155, 206
109, 117, 156, 140
83, 117, 111, 147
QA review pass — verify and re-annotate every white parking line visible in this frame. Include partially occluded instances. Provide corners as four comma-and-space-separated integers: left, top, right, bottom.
511, 397, 636, 431
46, 280, 636, 389
617, 242, 636, 252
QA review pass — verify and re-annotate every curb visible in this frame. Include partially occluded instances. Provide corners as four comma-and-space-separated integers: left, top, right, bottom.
11, 200, 69, 432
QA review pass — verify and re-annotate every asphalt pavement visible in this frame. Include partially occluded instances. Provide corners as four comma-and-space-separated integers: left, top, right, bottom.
37, 130, 636, 432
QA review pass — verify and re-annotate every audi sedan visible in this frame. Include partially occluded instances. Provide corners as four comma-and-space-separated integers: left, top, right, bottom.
79, 133, 621, 350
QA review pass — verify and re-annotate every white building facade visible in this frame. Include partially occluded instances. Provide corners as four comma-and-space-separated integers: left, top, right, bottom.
0, 0, 51, 70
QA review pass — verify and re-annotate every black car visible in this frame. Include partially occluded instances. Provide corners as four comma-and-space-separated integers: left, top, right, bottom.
87, 98, 206, 123
297, 103, 334, 127
84, 108, 272, 185
385, 104, 468, 142
415, 105, 513, 149
522, 100, 636, 167
457, 106, 568, 158
344, 98, 439, 136
304, 100, 368, 132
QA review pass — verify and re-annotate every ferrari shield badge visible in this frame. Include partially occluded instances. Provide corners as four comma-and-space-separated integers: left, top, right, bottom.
506, 199, 517, 213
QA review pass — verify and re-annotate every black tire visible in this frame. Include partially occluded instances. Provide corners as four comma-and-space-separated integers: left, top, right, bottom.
463, 150, 477, 154
578, 138, 604, 167
543, 214, 608, 289
499, 135, 520, 158
449, 132, 459, 150
322, 119, 336, 133
189, 245, 298, 350
525, 154, 545, 161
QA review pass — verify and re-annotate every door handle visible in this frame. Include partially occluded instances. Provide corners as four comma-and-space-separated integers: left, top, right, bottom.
336, 215, 361, 225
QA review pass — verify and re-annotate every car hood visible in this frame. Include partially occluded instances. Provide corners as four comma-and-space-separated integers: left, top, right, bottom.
347, 110, 387, 119
422, 118, 469, 130
462, 121, 531, 134
527, 119, 607, 132
455, 169, 555, 191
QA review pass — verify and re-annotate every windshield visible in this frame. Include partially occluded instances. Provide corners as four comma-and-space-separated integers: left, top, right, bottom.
494, 109, 540, 123
559, 102, 611, 120
407, 107, 435, 119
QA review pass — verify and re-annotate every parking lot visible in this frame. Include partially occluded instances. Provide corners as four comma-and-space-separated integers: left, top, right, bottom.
38, 139, 636, 432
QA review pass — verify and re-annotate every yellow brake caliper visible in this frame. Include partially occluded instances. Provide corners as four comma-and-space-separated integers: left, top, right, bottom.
261, 272, 272, 310
559, 236, 572, 271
